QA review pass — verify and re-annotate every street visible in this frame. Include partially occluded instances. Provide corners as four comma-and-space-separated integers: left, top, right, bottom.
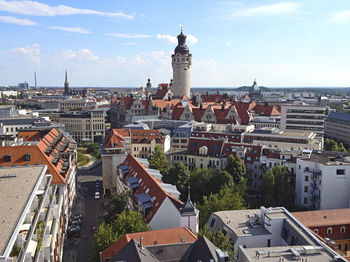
63, 164, 106, 262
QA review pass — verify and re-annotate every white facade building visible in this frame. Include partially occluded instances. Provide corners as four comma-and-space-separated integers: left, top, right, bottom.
296, 151, 350, 210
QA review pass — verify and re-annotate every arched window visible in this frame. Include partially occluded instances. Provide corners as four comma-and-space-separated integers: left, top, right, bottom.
327, 227, 332, 235
313, 228, 318, 234
340, 226, 346, 234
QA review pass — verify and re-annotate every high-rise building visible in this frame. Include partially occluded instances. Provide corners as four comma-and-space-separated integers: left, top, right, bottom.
64, 70, 69, 95
171, 27, 192, 98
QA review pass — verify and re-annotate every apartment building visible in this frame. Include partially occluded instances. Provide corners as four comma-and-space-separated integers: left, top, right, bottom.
206, 207, 345, 261
0, 165, 61, 262
280, 104, 326, 137
293, 209, 350, 258
0, 128, 77, 261
325, 112, 350, 147
243, 127, 323, 151
0, 116, 60, 138
295, 151, 350, 210
49, 110, 105, 143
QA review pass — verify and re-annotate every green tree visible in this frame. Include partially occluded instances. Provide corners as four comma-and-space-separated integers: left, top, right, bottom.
111, 210, 150, 240
197, 186, 245, 228
259, 165, 295, 210
190, 168, 217, 204
104, 191, 131, 224
93, 211, 150, 259
93, 222, 117, 257
224, 155, 247, 184
148, 145, 170, 176
163, 162, 190, 201
199, 226, 234, 259
338, 143, 347, 152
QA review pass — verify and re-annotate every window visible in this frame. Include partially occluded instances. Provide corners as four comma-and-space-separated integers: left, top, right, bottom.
24, 154, 30, 162
305, 176, 309, 181
338, 244, 342, 251
327, 227, 332, 235
304, 186, 308, 192
337, 169, 345, 175
267, 239, 271, 247
345, 243, 349, 251
313, 228, 318, 234
340, 226, 346, 234
210, 218, 216, 228
4, 154, 11, 162
304, 198, 307, 204
222, 229, 227, 236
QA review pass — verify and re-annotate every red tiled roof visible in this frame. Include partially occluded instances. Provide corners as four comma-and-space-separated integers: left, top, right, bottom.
18, 131, 41, 141
292, 209, 350, 227
130, 129, 164, 144
104, 129, 129, 149
122, 155, 183, 224
0, 128, 75, 184
171, 106, 185, 120
154, 87, 169, 98
101, 227, 197, 262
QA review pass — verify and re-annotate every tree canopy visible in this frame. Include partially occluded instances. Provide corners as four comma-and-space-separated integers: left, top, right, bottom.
94, 211, 150, 259
163, 162, 190, 201
224, 155, 247, 184
148, 145, 170, 175
104, 190, 131, 224
324, 138, 348, 152
197, 186, 245, 228
259, 165, 295, 210
199, 226, 234, 259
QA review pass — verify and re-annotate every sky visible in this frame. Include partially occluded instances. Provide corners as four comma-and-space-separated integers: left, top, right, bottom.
0, 0, 350, 88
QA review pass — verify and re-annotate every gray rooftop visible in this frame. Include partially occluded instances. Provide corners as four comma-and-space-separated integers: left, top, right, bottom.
0, 165, 46, 255
239, 245, 343, 262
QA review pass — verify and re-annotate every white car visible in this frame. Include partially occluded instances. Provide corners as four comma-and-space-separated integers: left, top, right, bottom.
94, 192, 100, 199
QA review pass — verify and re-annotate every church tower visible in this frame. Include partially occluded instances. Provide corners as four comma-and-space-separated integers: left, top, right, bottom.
64, 70, 69, 95
145, 78, 152, 99
171, 27, 192, 98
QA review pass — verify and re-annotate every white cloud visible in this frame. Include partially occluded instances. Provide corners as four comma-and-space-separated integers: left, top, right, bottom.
157, 34, 198, 46
330, 10, 350, 23
105, 33, 152, 38
0, 15, 36, 25
0, 0, 133, 18
124, 42, 136, 46
225, 41, 235, 46
49, 26, 91, 34
231, 2, 298, 17
60, 48, 99, 62
157, 34, 177, 44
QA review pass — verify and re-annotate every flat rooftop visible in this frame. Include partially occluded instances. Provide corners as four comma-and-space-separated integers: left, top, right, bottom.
240, 245, 339, 262
303, 151, 350, 165
0, 165, 46, 255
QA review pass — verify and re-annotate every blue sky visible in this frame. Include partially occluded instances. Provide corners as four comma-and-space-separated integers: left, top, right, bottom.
0, 0, 350, 87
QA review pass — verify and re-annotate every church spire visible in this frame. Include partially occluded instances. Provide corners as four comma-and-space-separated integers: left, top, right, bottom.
64, 70, 69, 95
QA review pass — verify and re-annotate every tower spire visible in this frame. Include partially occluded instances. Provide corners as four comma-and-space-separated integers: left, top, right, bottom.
64, 70, 69, 95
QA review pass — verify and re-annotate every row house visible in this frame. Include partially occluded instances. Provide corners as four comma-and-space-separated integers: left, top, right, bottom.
116, 155, 199, 233
102, 128, 170, 195
0, 166, 56, 262
168, 137, 263, 193
295, 151, 350, 210
293, 209, 350, 258
0, 128, 77, 262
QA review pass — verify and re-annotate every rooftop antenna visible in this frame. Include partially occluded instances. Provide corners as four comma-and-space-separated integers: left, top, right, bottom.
180, 23, 183, 33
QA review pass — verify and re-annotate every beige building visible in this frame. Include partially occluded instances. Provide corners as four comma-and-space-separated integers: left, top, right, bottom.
243, 128, 323, 151
280, 104, 325, 137
325, 111, 350, 147
50, 110, 105, 143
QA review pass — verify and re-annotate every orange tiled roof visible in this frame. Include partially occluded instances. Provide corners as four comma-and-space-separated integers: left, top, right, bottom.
101, 227, 197, 262
18, 131, 41, 141
104, 129, 129, 149
0, 128, 75, 184
292, 209, 350, 227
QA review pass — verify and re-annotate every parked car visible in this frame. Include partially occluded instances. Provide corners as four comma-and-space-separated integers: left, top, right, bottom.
70, 217, 82, 225
71, 213, 83, 221
67, 225, 80, 238
95, 191, 100, 199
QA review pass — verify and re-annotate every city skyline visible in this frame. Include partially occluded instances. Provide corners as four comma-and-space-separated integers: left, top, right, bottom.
1, 0, 350, 87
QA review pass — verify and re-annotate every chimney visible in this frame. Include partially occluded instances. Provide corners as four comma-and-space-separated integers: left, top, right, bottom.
139, 236, 143, 249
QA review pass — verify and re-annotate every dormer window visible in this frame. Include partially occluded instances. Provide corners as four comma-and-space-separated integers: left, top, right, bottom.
4, 154, 11, 162
24, 154, 31, 162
